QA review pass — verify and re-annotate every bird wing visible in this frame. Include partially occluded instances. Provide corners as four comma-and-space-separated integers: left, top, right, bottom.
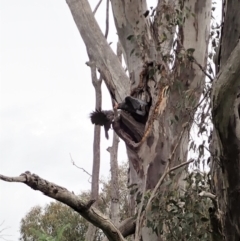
90, 109, 114, 139
125, 97, 147, 116
90, 109, 114, 126
90, 110, 108, 125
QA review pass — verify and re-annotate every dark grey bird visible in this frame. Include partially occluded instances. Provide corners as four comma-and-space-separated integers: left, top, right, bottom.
90, 97, 149, 139
90, 109, 114, 139
115, 96, 149, 123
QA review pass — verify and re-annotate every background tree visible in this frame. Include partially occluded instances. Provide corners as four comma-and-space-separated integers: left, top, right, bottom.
1, 0, 240, 241
20, 199, 89, 241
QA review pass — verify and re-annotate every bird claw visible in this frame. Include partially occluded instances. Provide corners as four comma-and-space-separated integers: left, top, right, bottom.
114, 102, 118, 110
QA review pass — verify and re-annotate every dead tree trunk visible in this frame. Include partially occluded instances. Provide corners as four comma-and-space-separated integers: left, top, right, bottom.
85, 62, 102, 241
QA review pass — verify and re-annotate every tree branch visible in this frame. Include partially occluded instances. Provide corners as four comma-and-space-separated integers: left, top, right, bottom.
93, 0, 103, 15
118, 217, 135, 238
104, 0, 110, 39
193, 58, 214, 82
66, 0, 129, 103
0, 172, 126, 241
70, 154, 92, 178
102, 217, 136, 241
168, 158, 194, 173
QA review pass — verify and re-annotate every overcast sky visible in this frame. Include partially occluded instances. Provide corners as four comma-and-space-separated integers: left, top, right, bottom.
0, 1, 127, 240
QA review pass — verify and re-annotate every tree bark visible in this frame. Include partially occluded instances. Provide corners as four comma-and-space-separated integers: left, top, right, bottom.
210, 1, 240, 238
211, 41, 240, 241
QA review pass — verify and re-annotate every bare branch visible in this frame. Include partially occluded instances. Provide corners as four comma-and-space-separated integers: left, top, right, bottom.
70, 154, 92, 178
193, 58, 214, 82
0, 221, 12, 241
193, 88, 211, 111
93, 0, 103, 15
104, 0, 110, 39
177, 38, 214, 82
168, 159, 194, 173
0, 172, 126, 241
0, 226, 10, 234
66, 0, 129, 103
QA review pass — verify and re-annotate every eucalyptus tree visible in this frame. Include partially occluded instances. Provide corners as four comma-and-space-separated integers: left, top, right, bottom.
1, 1, 240, 241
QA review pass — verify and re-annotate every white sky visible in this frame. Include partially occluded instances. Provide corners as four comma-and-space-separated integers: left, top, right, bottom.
0, 1, 127, 240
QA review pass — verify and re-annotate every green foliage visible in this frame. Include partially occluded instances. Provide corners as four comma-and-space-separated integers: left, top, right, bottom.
19, 201, 88, 241
147, 171, 212, 241
29, 224, 70, 241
